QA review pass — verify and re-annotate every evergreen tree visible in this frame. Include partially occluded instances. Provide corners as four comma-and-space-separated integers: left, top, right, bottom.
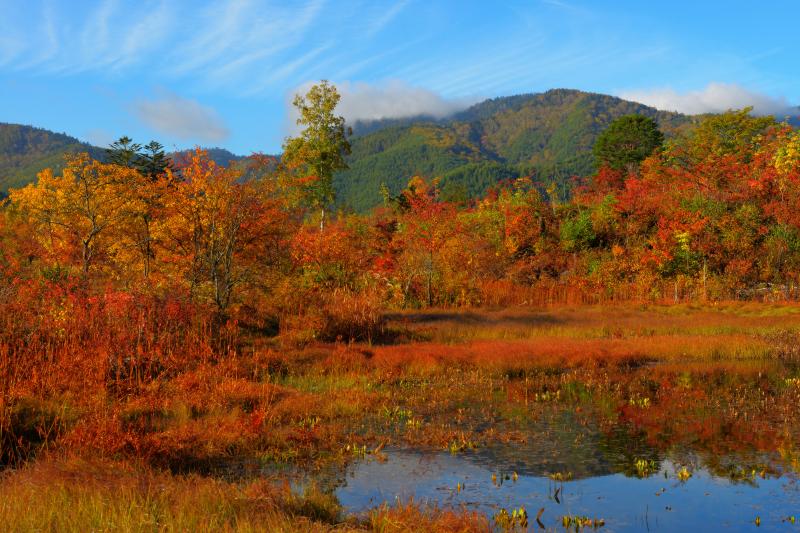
593, 115, 664, 173
106, 136, 143, 168
138, 141, 172, 180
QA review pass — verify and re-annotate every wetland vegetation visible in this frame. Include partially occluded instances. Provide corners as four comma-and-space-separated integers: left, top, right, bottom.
2, 304, 800, 531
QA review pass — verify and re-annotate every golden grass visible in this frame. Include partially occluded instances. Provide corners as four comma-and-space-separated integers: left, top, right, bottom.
0, 458, 490, 532
386, 303, 800, 343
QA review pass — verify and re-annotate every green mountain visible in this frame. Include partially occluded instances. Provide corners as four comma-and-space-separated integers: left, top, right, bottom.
0, 123, 105, 195
12, 89, 788, 210
169, 147, 246, 168
0, 125, 251, 198
335, 89, 694, 211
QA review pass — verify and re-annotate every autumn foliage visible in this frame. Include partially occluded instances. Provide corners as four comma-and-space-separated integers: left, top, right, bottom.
2, 108, 800, 470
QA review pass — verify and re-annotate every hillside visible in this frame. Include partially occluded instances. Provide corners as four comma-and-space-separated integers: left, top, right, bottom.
0, 123, 105, 194
335, 89, 695, 211
169, 147, 246, 168
0, 126, 249, 197
7, 89, 793, 209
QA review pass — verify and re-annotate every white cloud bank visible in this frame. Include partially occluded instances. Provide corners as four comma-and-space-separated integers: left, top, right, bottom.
134, 93, 229, 142
619, 82, 797, 117
287, 80, 475, 132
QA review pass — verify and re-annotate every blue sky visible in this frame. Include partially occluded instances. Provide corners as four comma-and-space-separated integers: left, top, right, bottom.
1, 0, 798, 154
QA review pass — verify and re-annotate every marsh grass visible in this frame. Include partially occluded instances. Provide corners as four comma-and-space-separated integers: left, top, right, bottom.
387, 303, 800, 344
0, 459, 332, 532
3, 303, 800, 530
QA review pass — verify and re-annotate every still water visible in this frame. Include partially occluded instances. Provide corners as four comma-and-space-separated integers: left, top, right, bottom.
335, 446, 799, 531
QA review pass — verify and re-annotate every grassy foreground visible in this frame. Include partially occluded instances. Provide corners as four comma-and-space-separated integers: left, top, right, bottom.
2, 302, 800, 531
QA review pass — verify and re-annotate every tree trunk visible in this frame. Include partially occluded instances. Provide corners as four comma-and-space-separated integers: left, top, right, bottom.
427, 251, 433, 307
702, 259, 707, 302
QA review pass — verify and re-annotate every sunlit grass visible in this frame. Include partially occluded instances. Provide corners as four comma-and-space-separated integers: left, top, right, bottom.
0, 459, 335, 533
0, 458, 491, 532
387, 303, 800, 344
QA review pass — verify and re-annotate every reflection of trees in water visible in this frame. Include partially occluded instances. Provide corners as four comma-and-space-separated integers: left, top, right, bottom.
594, 426, 662, 478
413, 401, 794, 484
668, 447, 785, 486
459, 408, 623, 479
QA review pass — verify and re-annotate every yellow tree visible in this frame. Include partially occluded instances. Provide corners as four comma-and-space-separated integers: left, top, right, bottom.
10, 154, 143, 278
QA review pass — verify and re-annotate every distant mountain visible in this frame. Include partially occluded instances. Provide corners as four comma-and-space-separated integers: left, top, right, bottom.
168, 147, 246, 168
0, 123, 105, 193
0, 126, 254, 195
334, 89, 696, 211
3, 89, 796, 208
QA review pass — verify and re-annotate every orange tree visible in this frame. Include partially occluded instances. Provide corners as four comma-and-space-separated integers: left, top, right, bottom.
156, 150, 291, 314
389, 177, 461, 306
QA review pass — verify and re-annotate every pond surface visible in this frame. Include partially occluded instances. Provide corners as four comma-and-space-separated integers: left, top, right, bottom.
250, 358, 800, 530
335, 446, 799, 531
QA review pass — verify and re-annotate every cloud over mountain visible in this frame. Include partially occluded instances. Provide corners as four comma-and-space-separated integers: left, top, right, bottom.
286, 80, 475, 132
619, 82, 796, 117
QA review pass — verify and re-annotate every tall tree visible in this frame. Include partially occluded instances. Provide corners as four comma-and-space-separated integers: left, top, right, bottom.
106, 138, 173, 279
282, 80, 351, 230
138, 141, 173, 180
157, 150, 288, 313
593, 115, 664, 175
106, 136, 143, 168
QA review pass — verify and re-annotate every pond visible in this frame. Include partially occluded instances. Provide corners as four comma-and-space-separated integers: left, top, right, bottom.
335, 446, 799, 531
316, 401, 799, 530
229, 358, 800, 530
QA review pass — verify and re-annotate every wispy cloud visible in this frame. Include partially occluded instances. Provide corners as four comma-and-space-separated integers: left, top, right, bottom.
245, 42, 333, 95
539, 0, 590, 15
134, 92, 230, 142
4, 0, 327, 90
365, 0, 409, 38
170, 0, 326, 88
9, 0, 174, 74
0, 32, 24, 67
117, 1, 173, 70
23, 1, 61, 70
619, 82, 797, 117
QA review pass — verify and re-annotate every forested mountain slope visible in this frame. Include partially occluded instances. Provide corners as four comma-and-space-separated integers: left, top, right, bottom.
0, 123, 104, 194
336, 89, 694, 210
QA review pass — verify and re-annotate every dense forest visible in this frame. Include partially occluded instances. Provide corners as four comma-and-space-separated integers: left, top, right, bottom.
0, 123, 105, 193
336, 89, 694, 210
0, 124, 248, 197
2, 84, 799, 340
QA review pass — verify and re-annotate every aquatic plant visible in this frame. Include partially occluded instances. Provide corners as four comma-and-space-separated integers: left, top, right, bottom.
494, 506, 528, 530
561, 514, 606, 530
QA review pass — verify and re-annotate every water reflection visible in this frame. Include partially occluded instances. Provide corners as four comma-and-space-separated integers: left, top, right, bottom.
327, 399, 800, 531
235, 360, 800, 529
336, 447, 799, 531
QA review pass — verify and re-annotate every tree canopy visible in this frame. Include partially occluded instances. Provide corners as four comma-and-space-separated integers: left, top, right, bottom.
282, 81, 351, 228
592, 114, 664, 173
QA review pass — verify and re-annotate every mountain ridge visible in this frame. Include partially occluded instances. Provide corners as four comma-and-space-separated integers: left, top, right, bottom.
3, 89, 797, 208
335, 89, 696, 210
